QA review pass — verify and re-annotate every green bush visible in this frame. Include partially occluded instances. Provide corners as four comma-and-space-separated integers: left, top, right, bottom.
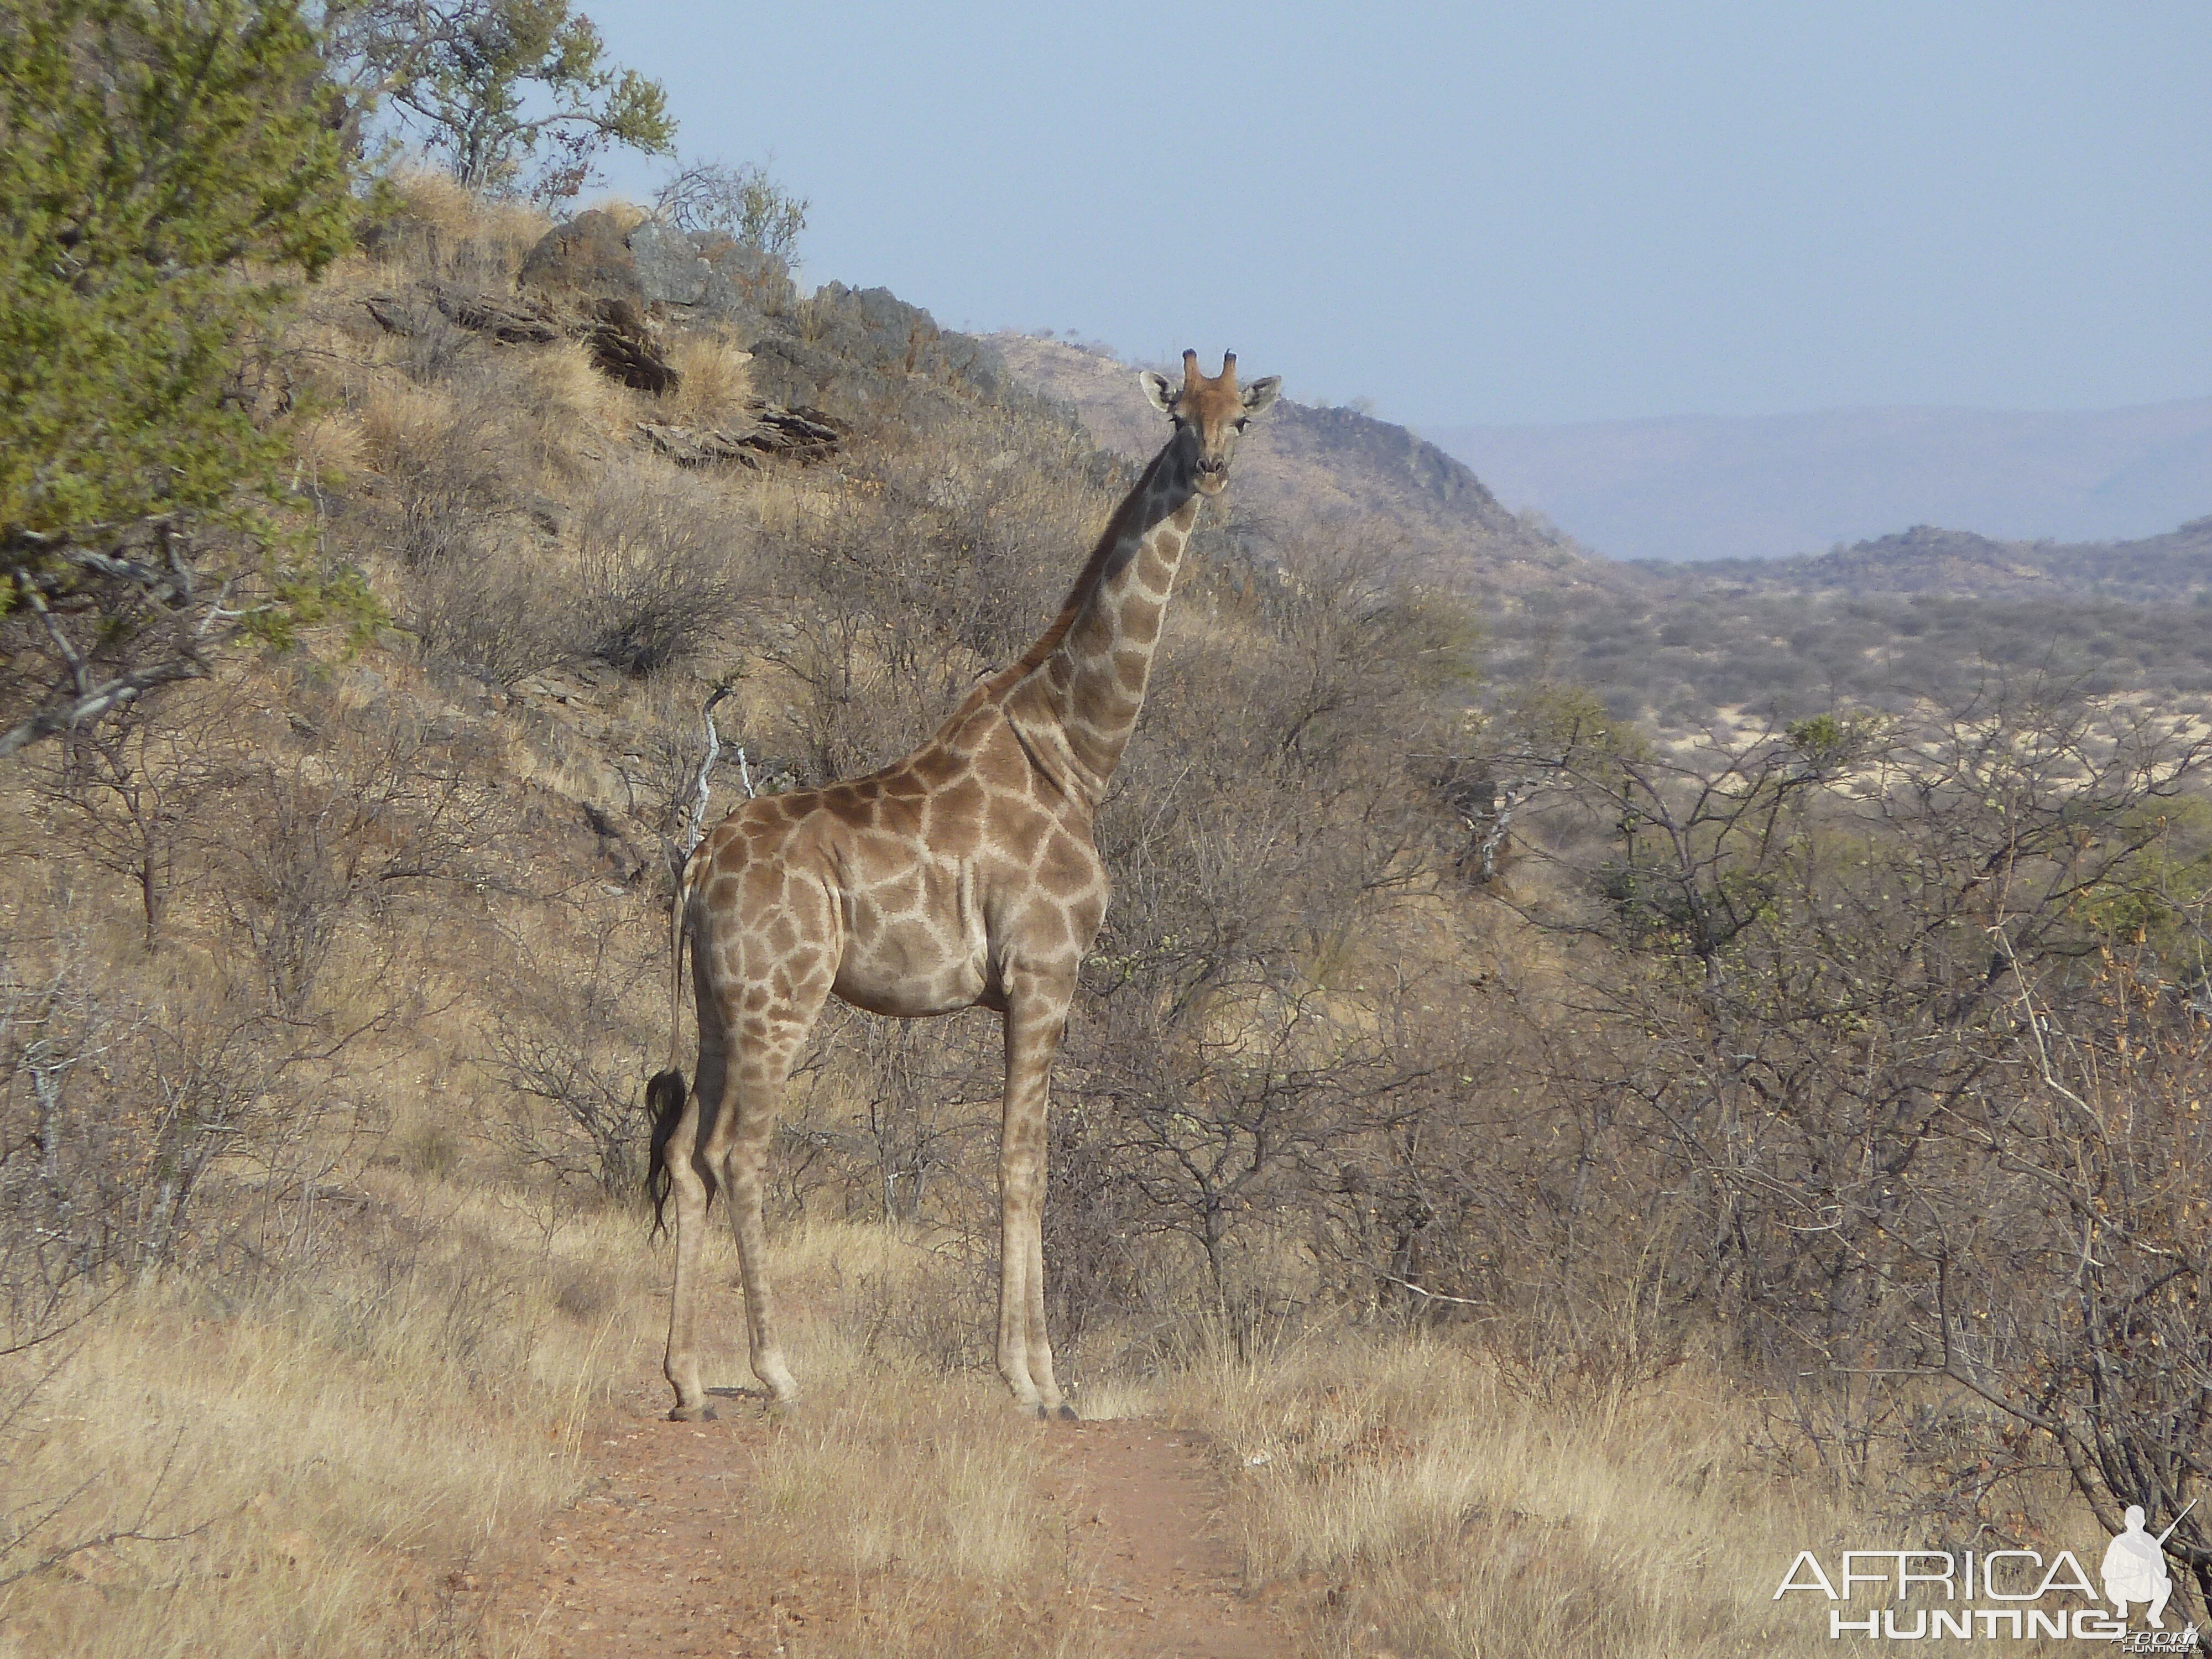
0, 0, 352, 543
0, 0, 369, 754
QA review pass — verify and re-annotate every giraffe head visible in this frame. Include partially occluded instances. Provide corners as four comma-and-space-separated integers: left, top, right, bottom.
1138, 349, 1281, 495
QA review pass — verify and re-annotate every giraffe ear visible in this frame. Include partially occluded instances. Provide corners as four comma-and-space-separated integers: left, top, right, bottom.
1138, 371, 1177, 413
1240, 377, 1281, 417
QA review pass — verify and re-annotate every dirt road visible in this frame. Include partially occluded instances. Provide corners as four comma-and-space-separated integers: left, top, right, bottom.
476, 1376, 1284, 1658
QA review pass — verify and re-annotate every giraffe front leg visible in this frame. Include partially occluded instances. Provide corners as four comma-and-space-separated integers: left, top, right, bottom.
995, 1173, 1038, 1409
1024, 1199, 1072, 1418
999, 972, 1074, 1418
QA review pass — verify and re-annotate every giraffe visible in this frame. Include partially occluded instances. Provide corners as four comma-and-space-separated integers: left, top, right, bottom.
645, 349, 1280, 1419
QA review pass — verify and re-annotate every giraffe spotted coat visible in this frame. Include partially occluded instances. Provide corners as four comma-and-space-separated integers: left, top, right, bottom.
648, 351, 1281, 1417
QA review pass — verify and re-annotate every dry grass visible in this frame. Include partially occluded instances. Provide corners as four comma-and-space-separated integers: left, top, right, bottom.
1116, 1331, 2119, 1658
1134, 1336, 1815, 1655
722, 1395, 1093, 1659
356, 377, 461, 478
514, 339, 634, 458
657, 332, 754, 428
0, 1187, 2101, 1659
291, 410, 366, 484
0, 1180, 662, 1657
374, 172, 549, 288
579, 198, 649, 237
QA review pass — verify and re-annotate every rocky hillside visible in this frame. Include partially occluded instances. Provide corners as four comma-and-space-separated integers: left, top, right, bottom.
1, 178, 1510, 1648
333, 202, 2212, 740
973, 334, 2190, 729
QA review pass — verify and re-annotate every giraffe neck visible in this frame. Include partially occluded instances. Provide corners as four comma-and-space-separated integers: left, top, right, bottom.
1003, 432, 1202, 804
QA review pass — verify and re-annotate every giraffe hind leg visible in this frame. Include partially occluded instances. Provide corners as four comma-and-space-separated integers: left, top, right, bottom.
661, 1014, 726, 1419
701, 981, 830, 1406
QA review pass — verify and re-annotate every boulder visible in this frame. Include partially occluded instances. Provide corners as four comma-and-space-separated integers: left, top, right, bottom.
742, 335, 848, 410
434, 286, 557, 343
734, 285, 1004, 411
364, 285, 558, 346
691, 233, 797, 319
625, 217, 712, 307
637, 406, 843, 469
517, 210, 645, 310
521, 212, 800, 350
508, 215, 1004, 418
628, 219, 796, 325
582, 296, 677, 394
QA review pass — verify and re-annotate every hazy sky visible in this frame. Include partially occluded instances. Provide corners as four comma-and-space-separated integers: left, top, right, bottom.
585, 2, 2212, 428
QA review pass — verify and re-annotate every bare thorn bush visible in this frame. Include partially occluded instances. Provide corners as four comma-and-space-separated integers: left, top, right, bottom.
565, 465, 749, 677
487, 905, 657, 1195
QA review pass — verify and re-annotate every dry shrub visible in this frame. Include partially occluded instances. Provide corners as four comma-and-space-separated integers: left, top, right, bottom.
290, 411, 364, 483
357, 376, 562, 683
29, 687, 228, 950
358, 375, 521, 531
398, 524, 561, 686
658, 332, 754, 427
487, 900, 660, 1195
609, 681, 732, 842
0, 947, 281, 1319
208, 692, 501, 1020
354, 377, 461, 478
565, 462, 752, 676
515, 337, 630, 460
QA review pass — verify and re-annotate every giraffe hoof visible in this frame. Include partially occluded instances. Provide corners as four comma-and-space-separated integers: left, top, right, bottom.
669, 1402, 718, 1423
1053, 1402, 1079, 1422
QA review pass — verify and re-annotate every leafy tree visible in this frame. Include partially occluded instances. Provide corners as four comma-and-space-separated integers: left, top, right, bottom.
324, 0, 673, 200
0, 0, 364, 758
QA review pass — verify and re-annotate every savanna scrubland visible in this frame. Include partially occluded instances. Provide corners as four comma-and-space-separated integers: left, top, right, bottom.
6, 8, 2211, 1655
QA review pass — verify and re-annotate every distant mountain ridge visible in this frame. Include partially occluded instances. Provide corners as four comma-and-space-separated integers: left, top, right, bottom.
1663, 517, 2212, 604
1423, 398, 2212, 562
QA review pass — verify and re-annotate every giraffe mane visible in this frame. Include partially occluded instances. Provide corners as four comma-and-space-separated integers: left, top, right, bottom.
997, 441, 1177, 683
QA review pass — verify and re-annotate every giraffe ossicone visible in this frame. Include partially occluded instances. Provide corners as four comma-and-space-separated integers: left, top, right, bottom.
645, 350, 1281, 1418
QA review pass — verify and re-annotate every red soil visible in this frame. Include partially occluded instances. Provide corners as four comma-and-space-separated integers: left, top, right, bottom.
471, 1375, 1285, 1658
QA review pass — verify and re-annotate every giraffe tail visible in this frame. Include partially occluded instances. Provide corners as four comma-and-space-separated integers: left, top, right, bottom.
645, 854, 695, 1239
